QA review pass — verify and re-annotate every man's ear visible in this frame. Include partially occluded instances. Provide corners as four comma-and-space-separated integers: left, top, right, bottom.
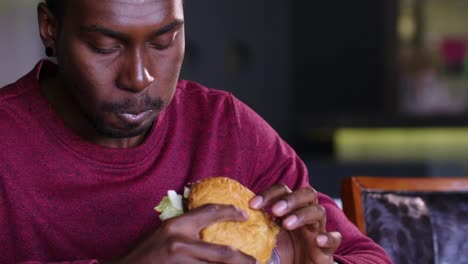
37, 2, 58, 51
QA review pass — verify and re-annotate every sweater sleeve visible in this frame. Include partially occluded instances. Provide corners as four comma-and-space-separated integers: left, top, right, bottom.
231, 96, 392, 263
319, 193, 392, 264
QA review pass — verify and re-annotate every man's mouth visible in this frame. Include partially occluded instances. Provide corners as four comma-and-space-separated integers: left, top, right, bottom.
116, 110, 154, 123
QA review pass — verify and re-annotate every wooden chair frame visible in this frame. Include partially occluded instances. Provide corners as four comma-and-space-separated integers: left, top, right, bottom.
341, 176, 468, 234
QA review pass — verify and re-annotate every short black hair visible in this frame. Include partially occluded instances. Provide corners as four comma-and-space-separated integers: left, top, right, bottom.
45, 0, 64, 20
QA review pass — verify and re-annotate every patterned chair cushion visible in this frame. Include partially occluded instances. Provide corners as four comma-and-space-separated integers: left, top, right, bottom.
364, 193, 434, 264
363, 191, 468, 264
424, 193, 468, 264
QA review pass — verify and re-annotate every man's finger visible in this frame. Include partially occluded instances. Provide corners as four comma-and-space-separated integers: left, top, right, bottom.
169, 238, 258, 264
250, 184, 293, 209
281, 204, 326, 232
315, 231, 342, 255
270, 187, 318, 217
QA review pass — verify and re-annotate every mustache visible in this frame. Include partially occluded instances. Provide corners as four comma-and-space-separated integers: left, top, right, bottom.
101, 93, 165, 114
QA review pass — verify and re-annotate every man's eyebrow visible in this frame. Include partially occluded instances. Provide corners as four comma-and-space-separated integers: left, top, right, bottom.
80, 25, 127, 40
149, 19, 184, 38
79, 19, 184, 40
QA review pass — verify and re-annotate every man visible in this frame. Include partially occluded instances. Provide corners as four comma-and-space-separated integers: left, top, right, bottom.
0, 0, 391, 263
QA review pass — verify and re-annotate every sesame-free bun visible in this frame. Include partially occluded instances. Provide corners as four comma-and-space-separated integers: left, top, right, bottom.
188, 177, 280, 264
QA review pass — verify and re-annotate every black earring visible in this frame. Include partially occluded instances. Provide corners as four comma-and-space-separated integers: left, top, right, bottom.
45, 47, 54, 57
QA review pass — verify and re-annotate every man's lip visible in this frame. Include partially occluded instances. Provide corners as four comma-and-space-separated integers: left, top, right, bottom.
116, 110, 154, 123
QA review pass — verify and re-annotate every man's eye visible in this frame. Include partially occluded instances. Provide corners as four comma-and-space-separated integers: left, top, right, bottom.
92, 47, 117, 55
149, 42, 173, 50
149, 32, 178, 50
88, 43, 119, 55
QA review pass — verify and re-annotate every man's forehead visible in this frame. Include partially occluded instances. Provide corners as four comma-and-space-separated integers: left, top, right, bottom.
67, 0, 183, 26
68, 0, 182, 15
71, 0, 176, 4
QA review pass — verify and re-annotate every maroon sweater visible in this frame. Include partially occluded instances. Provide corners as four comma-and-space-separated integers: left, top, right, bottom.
0, 60, 391, 264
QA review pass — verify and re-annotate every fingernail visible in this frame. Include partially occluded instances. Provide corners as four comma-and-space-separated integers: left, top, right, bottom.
250, 196, 263, 209
272, 200, 288, 215
240, 210, 249, 219
316, 235, 328, 246
283, 215, 297, 228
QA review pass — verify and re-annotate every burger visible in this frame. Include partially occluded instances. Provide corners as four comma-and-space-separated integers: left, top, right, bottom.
155, 176, 280, 264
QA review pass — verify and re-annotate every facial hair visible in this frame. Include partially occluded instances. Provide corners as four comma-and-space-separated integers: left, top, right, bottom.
84, 90, 166, 138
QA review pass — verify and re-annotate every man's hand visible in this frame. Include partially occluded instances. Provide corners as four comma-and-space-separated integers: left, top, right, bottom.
250, 185, 342, 264
111, 204, 258, 264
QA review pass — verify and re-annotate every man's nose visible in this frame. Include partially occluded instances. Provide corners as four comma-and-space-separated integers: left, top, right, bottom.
117, 49, 155, 93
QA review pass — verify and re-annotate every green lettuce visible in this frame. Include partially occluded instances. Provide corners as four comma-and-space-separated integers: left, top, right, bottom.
154, 190, 184, 221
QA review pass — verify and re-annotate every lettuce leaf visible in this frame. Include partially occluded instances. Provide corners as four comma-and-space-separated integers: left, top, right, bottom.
154, 190, 184, 221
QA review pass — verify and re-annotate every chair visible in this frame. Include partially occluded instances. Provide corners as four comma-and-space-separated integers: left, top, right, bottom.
341, 176, 468, 264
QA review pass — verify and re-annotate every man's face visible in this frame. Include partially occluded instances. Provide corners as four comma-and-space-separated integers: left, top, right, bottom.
55, 0, 185, 138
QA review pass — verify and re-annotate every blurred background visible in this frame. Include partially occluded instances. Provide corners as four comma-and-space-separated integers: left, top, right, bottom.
2, 0, 468, 199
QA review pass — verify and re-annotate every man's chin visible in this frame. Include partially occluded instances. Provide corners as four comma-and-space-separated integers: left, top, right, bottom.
94, 122, 153, 139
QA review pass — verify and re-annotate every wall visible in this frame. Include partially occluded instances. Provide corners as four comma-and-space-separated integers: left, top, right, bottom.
425, 0, 468, 44
181, 0, 293, 139
0, 0, 43, 87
